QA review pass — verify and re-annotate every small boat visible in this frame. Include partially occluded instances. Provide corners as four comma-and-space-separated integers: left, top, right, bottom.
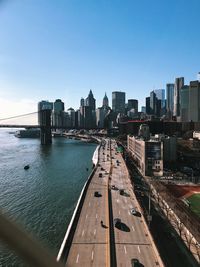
86, 168, 89, 171
24, 165, 30, 170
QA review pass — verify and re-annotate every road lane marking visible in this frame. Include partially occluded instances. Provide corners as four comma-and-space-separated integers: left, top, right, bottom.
96, 214, 98, 219
124, 245, 127, 254
117, 199, 119, 203
94, 229, 96, 235
137, 245, 141, 253
86, 214, 88, 219
132, 226, 135, 231
119, 210, 121, 215
76, 254, 79, 263
89, 202, 91, 207
81, 230, 84, 236
91, 250, 94, 260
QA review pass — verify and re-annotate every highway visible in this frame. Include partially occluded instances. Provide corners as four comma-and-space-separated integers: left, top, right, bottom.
65, 138, 163, 267
66, 139, 111, 267
110, 140, 162, 267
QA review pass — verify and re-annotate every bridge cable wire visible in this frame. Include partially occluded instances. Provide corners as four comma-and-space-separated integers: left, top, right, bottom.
0, 112, 38, 121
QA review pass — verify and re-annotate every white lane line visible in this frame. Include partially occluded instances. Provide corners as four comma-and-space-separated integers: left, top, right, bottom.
89, 202, 91, 207
132, 226, 135, 232
86, 214, 88, 219
91, 250, 94, 260
124, 245, 127, 254
138, 245, 141, 253
94, 229, 96, 236
96, 214, 98, 219
81, 230, 85, 236
76, 254, 79, 263
117, 199, 119, 203
119, 210, 121, 215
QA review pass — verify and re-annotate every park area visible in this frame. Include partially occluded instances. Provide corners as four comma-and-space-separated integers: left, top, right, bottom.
165, 184, 200, 218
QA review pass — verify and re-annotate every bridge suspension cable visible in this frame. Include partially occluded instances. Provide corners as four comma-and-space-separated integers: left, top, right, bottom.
0, 112, 38, 122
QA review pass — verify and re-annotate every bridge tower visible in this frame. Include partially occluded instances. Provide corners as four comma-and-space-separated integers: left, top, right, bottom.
39, 109, 52, 145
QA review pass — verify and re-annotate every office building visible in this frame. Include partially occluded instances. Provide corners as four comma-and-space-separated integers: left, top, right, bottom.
154, 89, 165, 108
166, 83, 174, 118
141, 106, 146, 113
67, 108, 75, 128
150, 91, 157, 115
85, 90, 96, 111
102, 93, 109, 108
127, 99, 138, 113
174, 77, 184, 117
189, 80, 200, 122
146, 97, 151, 114
180, 85, 189, 122
52, 99, 65, 128
112, 91, 125, 114
38, 100, 53, 125
127, 135, 163, 177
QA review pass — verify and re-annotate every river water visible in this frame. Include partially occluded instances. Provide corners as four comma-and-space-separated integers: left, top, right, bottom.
0, 129, 97, 266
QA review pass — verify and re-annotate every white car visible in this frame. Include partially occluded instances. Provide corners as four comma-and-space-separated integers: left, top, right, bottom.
130, 208, 137, 215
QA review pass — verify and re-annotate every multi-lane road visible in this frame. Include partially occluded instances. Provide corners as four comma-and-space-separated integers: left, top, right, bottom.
65, 139, 164, 267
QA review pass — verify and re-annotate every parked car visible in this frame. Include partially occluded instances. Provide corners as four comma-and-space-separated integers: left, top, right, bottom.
99, 173, 103, 178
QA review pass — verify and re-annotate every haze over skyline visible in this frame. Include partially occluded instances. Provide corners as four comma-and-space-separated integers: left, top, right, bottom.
0, 0, 200, 118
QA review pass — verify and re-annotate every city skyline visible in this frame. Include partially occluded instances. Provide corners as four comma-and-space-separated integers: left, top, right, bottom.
1, 0, 200, 118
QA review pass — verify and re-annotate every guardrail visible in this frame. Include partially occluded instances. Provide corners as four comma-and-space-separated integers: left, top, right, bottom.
57, 143, 101, 263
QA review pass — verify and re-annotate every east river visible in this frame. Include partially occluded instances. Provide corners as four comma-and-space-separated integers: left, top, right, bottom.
0, 129, 97, 266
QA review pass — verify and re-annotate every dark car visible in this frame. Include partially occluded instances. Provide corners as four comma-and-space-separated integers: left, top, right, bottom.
119, 189, 124, 195
99, 173, 103, 178
114, 218, 121, 228
131, 258, 140, 267
94, 191, 98, 197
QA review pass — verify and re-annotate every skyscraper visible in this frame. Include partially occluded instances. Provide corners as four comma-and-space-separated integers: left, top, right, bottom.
38, 100, 53, 125
52, 99, 64, 128
174, 77, 184, 117
154, 89, 165, 108
166, 83, 174, 118
127, 99, 138, 113
146, 97, 150, 114
189, 80, 200, 122
150, 91, 157, 115
85, 90, 96, 111
112, 91, 125, 114
180, 85, 189, 122
102, 92, 109, 108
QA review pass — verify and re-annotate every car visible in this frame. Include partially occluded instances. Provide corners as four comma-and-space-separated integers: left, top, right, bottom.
94, 191, 101, 197
131, 258, 140, 267
94, 191, 99, 197
114, 218, 121, 228
99, 173, 103, 177
130, 208, 137, 215
119, 189, 124, 195
101, 167, 104, 171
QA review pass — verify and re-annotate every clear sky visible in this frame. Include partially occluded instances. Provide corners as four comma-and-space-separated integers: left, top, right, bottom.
0, 0, 200, 118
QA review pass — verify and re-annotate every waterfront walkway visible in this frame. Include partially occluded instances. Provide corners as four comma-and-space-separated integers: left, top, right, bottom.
60, 139, 164, 267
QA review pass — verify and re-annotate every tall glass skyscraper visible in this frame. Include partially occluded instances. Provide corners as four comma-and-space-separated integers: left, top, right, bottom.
154, 89, 165, 108
174, 77, 184, 116
166, 83, 174, 117
112, 91, 125, 114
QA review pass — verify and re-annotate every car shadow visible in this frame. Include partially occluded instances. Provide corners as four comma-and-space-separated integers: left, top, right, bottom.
116, 222, 130, 232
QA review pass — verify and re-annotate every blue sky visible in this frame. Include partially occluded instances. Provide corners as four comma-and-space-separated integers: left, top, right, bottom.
0, 0, 200, 117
